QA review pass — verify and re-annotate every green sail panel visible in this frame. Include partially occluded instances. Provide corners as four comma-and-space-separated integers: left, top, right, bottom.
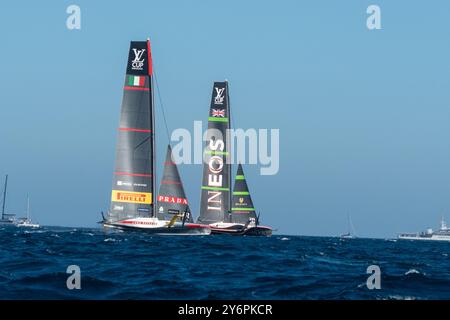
198, 81, 231, 224
231, 164, 257, 224
109, 40, 155, 221
156, 145, 193, 222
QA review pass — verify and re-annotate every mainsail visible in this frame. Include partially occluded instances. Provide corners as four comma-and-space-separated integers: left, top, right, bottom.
198, 81, 232, 224
109, 40, 155, 220
231, 164, 257, 224
156, 145, 193, 222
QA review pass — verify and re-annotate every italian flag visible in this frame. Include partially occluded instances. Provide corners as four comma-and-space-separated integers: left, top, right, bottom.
128, 75, 145, 87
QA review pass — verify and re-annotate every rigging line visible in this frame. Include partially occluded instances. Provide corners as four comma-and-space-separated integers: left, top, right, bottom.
227, 81, 238, 163
227, 83, 237, 145
134, 136, 150, 151
230, 102, 237, 132
227, 81, 235, 217
152, 66, 171, 144
226, 81, 237, 135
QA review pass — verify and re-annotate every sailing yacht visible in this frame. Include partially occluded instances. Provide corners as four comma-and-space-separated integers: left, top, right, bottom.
197, 81, 273, 236
340, 214, 356, 239
0, 175, 16, 226
101, 39, 210, 235
16, 195, 39, 228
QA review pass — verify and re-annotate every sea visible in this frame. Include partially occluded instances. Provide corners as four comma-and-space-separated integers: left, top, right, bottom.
0, 226, 449, 300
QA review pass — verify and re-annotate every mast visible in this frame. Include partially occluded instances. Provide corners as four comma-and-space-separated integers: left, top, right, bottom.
1, 175, 7, 220
348, 213, 356, 236
441, 216, 447, 230
226, 80, 232, 222
148, 38, 156, 218
26, 194, 30, 220
347, 213, 351, 235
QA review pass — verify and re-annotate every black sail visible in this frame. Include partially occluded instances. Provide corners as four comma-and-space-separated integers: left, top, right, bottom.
231, 164, 257, 224
109, 40, 155, 220
198, 81, 231, 224
156, 145, 193, 222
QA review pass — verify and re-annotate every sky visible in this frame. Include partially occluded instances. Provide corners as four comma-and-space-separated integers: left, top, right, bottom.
1, 1, 450, 237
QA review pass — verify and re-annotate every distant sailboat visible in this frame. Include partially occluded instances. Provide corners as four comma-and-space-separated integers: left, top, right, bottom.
101, 39, 210, 235
16, 195, 40, 228
0, 175, 16, 226
197, 81, 272, 236
340, 214, 356, 239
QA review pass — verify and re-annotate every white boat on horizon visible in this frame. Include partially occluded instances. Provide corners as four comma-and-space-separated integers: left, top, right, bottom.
398, 217, 450, 242
16, 195, 39, 228
340, 214, 357, 239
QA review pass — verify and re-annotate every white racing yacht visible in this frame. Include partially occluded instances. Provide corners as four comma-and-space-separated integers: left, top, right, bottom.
100, 39, 210, 236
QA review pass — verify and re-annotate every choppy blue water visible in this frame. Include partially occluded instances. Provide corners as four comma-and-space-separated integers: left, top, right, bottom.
0, 226, 450, 300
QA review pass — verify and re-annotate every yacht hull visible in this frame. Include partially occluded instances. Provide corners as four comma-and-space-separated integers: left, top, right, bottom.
0, 220, 16, 226
16, 224, 40, 228
398, 235, 450, 242
102, 218, 211, 236
209, 223, 272, 236
240, 226, 272, 236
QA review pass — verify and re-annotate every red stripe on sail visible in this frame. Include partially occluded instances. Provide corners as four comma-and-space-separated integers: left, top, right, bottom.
164, 162, 176, 166
161, 180, 181, 185
118, 128, 152, 133
114, 172, 152, 177
124, 86, 150, 91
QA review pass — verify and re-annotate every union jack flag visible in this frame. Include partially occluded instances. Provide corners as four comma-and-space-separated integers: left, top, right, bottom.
212, 109, 225, 117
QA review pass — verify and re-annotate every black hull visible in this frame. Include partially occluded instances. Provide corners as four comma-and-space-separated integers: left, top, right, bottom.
210, 226, 272, 236
241, 226, 272, 236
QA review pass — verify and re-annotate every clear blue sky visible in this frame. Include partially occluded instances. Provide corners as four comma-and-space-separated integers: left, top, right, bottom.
1, 1, 450, 237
